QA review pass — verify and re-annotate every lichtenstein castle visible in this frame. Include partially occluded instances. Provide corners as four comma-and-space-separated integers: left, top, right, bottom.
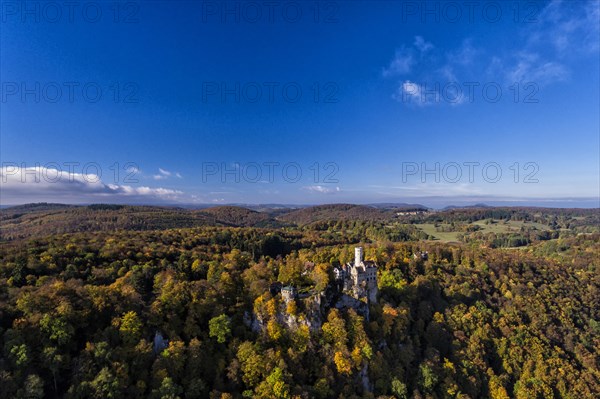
333, 247, 378, 303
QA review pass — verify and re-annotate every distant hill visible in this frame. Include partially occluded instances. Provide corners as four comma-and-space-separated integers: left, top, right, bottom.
197, 206, 285, 228
2, 202, 597, 241
367, 203, 429, 211
1, 202, 76, 213
276, 204, 396, 225
442, 203, 491, 210
0, 203, 424, 239
0, 204, 214, 241
0, 203, 283, 240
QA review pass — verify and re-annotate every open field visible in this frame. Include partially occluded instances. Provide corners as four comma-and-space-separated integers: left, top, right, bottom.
416, 219, 552, 242
414, 223, 461, 242
471, 219, 552, 232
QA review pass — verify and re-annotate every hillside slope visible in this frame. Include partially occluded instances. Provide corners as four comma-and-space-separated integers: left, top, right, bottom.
197, 206, 284, 228
0, 204, 284, 240
277, 204, 396, 225
0, 204, 213, 240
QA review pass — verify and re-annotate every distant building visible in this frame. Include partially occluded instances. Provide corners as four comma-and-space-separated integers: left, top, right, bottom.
281, 286, 297, 303
334, 247, 378, 303
396, 210, 425, 216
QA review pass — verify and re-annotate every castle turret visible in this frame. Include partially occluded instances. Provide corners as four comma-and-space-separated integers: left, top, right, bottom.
281, 286, 297, 303
354, 247, 363, 267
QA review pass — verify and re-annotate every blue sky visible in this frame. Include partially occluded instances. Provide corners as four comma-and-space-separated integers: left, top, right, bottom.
1, 0, 599, 207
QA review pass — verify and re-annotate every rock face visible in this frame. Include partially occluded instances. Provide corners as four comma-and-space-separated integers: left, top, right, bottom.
246, 287, 371, 334
153, 331, 169, 354
302, 292, 324, 331
248, 247, 378, 335
333, 293, 370, 321
243, 311, 263, 333
244, 293, 323, 333
359, 363, 372, 393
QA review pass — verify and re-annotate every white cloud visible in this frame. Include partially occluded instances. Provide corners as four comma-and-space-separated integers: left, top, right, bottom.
382, 36, 436, 78
384, 37, 479, 106
502, 0, 597, 85
0, 166, 184, 204
153, 167, 182, 180
392, 80, 442, 106
414, 36, 433, 53
438, 64, 457, 82
303, 185, 341, 194
126, 165, 140, 174
447, 39, 477, 66
382, 46, 414, 77
534, 0, 600, 55
506, 53, 568, 85
382, 1, 599, 105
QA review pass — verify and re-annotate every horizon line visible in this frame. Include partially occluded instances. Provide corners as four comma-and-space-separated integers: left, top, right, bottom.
2, 198, 599, 210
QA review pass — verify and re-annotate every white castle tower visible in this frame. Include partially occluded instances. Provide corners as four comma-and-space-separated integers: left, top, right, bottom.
333, 246, 378, 303
354, 246, 363, 267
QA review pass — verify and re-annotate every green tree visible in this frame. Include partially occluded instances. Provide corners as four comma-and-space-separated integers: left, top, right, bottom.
90, 367, 121, 399
22, 374, 45, 399
418, 363, 438, 394
257, 367, 290, 399
153, 377, 182, 399
237, 341, 265, 388
9, 344, 29, 368
391, 378, 408, 399
40, 314, 74, 346
119, 311, 143, 345
209, 314, 231, 344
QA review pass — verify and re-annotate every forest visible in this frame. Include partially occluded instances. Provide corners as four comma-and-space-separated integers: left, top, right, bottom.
0, 204, 598, 398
